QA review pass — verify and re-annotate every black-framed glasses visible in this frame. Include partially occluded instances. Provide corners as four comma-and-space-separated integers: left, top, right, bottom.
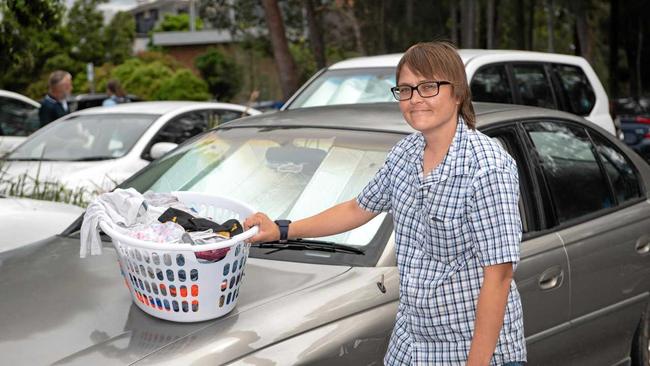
390, 81, 452, 101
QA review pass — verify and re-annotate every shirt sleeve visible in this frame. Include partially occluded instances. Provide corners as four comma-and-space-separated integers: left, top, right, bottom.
355, 148, 395, 213
468, 167, 522, 267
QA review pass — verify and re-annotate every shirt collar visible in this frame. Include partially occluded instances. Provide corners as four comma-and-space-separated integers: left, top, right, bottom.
407, 116, 470, 183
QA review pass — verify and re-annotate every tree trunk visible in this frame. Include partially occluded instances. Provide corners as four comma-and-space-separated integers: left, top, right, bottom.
261, 0, 300, 100
450, 1, 458, 45
515, 0, 526, 49
572, 0, 593, 63
545, 0, 555, 52
461, 0, 476, 48
608, 0, 618, 97
527, 0, 535, 50
486, 0, 495, 49
304, 0, 326, 69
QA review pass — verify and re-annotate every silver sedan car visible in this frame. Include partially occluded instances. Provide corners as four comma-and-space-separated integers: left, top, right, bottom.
1, 103, 649, 365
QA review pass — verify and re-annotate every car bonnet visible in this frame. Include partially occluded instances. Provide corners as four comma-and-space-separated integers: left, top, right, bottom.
0, 235, 352, 365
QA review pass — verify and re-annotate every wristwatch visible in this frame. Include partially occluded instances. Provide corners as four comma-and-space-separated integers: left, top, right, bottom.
274, 219, 292, 243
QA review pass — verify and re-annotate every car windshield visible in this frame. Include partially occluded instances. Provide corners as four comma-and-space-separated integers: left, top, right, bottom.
287, 68, 397, 109
122, 126, 403, 265
7, 113, 158, 161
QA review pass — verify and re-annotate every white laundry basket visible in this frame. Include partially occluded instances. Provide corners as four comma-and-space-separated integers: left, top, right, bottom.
99, 191, 259, 322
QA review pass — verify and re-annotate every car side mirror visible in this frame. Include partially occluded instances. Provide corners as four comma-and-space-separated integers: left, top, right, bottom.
149, 142, 178, 160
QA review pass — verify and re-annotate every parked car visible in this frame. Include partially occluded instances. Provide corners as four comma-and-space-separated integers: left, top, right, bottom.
67, 93, 142, 112
0, 101, 261, 199
0, 89, 40, 156
1, 102, 649, 365
613, 97, 650, 162
283, 50, 617, 136
0, 195, 83, 252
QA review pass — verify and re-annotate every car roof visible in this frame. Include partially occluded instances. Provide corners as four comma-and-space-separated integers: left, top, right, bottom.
70, 101, 261, 116
223, 102, 587, 134
327, 49, 587, 70
0, 89, 40, 107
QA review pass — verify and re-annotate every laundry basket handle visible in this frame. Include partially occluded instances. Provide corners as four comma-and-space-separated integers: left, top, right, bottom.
99, 221, 259, 252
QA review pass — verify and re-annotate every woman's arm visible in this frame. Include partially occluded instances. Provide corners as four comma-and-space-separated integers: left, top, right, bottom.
243, 198, 379, 243
466, 262, 514, 366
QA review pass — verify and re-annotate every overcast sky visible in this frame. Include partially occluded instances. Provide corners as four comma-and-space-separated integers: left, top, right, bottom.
65, 0, 138, 22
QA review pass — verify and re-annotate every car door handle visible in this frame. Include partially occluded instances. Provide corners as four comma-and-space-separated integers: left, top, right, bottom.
538, 267, 564, 291
635, 238, 650, 255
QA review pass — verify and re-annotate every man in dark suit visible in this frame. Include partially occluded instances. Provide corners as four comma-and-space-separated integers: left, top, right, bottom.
39, 70, 73, 127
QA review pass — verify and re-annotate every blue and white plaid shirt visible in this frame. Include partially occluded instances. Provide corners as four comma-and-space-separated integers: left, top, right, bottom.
357, 119, 527, 365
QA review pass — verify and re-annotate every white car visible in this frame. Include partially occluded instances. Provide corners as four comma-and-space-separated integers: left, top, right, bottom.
0, 195, 83, 252
282, 49, 617, 135
0, 89, 41, 156
0, 101, 261, 199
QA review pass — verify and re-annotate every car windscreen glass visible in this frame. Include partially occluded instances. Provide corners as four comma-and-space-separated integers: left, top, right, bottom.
122, 127, 403, 264
7, 113, 158, 161
288, 68, 396, 109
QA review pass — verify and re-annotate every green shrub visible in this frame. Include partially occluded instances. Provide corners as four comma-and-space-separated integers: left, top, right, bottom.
195, 47, 242, 101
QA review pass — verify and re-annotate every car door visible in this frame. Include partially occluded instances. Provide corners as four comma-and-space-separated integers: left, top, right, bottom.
521, 120, 650, 365
484, 125, 573, 365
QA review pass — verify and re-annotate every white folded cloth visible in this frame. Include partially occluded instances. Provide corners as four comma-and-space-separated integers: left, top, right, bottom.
80, 188, 145, 258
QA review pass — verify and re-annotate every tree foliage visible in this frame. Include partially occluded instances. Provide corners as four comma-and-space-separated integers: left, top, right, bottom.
195, 48, 242, 101
103, 11, 136, 65
154, 13, 204, 32
67, 0, 108, 65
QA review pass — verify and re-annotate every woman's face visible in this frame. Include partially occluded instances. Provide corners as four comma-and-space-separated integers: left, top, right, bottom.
397, 65, 459, 135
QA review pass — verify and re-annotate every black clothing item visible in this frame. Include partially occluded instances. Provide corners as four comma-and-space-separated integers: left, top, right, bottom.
158, 207, 243, 236
39, 95, 69, 127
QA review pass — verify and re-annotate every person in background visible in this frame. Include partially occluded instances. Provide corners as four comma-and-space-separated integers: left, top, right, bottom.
39, 70, 73, 127
103, 79, 129, 107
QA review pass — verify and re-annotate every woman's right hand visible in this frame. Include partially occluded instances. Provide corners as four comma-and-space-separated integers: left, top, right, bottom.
243, 212, 280, 244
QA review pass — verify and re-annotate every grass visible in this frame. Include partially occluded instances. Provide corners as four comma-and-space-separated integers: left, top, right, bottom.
0, 158, 91, 207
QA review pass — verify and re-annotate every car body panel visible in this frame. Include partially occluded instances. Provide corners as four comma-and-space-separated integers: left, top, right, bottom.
558, 200, 650, 364
0, 236, 353, 365
0, 196, 83, 252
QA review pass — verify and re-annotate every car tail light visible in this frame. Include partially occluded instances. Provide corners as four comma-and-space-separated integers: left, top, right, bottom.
635, 116, 650, 124
644, 132, 650, 139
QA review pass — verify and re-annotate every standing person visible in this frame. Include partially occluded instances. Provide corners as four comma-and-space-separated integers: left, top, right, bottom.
244, 41, 526, 366
102, 79, 129, 106
39, 70, 73, 127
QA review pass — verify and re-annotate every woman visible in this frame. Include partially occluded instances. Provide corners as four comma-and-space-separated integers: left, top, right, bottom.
244, 41, 527, 366
102, 79, 129, 106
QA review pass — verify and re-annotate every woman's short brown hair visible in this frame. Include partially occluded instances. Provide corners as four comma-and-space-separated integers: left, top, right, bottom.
396, 41, 476, 129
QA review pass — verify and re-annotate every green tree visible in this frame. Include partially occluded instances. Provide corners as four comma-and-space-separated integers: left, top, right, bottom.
103, 11, 136, 65
0, 0, 67, 91
155, 13, 204, 32
154, 69, 211, 101
67, 0, 108, 65
195, 48, 242, 101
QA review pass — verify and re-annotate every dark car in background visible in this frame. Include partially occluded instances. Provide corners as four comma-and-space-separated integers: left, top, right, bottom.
613, 97, 650, 162
68, 93, 142, 112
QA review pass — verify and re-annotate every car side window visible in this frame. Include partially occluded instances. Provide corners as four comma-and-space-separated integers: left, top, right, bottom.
206, 109, 247, 129
512, 64, 556, 109
589, 131, 642, 203
524, 121, 614, 224
486, 127, 538, 234
0, 97, 40, 136
552, 64, 595, 116
153, 111, 209, 146
471, 64, 514, 104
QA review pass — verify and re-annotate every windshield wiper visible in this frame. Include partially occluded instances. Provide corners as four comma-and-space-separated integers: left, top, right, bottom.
4, 157, 56, 161
71, 156, 114, 161
252, 239, 365, 255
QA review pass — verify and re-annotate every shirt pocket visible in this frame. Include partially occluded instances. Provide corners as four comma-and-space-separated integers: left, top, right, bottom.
424, 206, 469, 262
